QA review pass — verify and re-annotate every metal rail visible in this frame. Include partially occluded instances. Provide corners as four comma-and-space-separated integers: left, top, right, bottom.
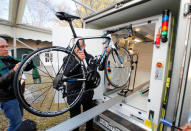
47, 95, 123, 131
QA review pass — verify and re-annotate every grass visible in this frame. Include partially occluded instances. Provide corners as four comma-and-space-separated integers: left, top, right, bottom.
0, 109, 70, 131
0, 107, 103, 131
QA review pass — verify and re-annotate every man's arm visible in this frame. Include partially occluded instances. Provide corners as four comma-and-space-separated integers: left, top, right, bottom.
0, 69, 15, 89
0, 62, 20, 89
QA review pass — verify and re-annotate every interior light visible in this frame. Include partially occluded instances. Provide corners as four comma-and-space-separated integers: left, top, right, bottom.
135, 28, 141, 32
134, 38, 141, 42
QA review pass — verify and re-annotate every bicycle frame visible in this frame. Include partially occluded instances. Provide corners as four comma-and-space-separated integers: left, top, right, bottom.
59, 19, 131, 82
70, 36, 110, 65
71, 35, 125, 68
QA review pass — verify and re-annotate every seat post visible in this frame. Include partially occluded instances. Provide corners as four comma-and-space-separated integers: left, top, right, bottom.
68, 20, 77, 38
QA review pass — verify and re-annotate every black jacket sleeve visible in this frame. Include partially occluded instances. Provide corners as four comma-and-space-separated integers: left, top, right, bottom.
0, 69, 15, 89
12, 57, 34, 71
24, 60, 35, 71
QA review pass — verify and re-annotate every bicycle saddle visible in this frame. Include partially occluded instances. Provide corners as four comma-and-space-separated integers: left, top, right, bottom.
56, 12, 80, 21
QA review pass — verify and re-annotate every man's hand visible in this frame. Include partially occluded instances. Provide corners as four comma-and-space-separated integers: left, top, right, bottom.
103, 44, 111, 54
14, 62, 21, 72
74, 39, 86, 61
180, 124, 191, 131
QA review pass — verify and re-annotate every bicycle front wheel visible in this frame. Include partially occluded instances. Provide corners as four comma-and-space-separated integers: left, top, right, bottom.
14, 46, 86, 117
105, 47, 132, 88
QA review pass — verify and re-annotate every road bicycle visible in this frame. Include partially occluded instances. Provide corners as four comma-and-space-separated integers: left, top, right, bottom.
13, 11, 133, 117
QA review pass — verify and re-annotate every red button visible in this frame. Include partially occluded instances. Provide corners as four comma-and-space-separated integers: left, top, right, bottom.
156, 62, 163, 67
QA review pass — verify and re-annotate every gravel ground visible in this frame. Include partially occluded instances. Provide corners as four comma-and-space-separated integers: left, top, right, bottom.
0, 110, 104, 131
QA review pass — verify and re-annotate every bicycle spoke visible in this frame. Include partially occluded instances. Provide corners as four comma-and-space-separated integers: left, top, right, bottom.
55, 53, 69, 76
63, 70, 92, 79
61, 88, 95, 102
112, 50, 117, 63
50, 54, 56, 76
40, 88, 51, 107
35, 66, 54, 78
62, 54, 73, 74
30, 86, 52, 104
63, 91, 70, 110
24, 86, 51, 96
48, 89, 56, 111
37, 54, 54, 81
63, 97, 70, 110
57, 90, 60, 110
25, 82, 53, 85
23, 72, 53, 78
57, 51, 60, 75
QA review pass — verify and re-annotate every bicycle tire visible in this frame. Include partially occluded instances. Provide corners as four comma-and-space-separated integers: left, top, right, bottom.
105, 47, 132, 88
14, 46, 86, 117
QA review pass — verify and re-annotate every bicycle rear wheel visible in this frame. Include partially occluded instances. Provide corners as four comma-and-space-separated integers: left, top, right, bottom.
14, 46, 86, 117
105, 47, 132, 88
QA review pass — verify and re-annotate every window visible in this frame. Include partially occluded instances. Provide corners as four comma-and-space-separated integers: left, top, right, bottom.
45, 52, 53, 62
21, 0, 121, 29
22, 0, 76, 29
0, 0, 9, 20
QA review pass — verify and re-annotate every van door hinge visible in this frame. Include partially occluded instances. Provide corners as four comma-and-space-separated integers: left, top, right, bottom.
184, 3, 191, 16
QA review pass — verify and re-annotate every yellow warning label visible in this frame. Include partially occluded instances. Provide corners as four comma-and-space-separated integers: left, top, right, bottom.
167, 78, 170, 82
166, 82, 170, 88
144, 119, 157, 131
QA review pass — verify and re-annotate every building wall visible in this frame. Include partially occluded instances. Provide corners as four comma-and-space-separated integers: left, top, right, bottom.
6, 39, 52, 64
7, 39, 52, 50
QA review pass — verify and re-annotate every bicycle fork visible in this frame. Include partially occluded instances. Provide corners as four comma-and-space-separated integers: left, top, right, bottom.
110, 48, 124, 68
